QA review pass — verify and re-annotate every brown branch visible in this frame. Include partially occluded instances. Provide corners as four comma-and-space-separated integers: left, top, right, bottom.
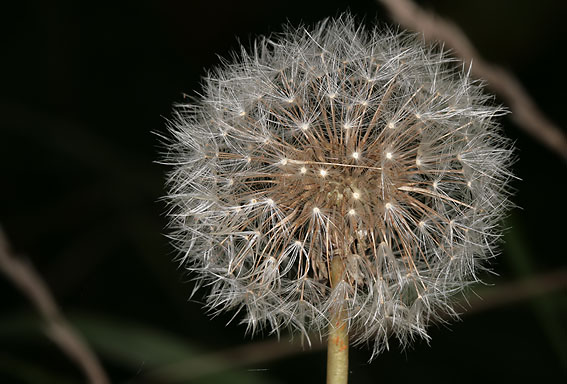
140, 267, 567, 382
378, 0, 567, 159
145, 336, 322, 383
0, 227, 110, 384
462, 268, 567, 314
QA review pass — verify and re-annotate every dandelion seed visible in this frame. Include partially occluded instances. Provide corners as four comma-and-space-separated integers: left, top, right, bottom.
164, 14, 514, 366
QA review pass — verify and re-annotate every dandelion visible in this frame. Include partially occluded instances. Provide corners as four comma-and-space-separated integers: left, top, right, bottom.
164, 14, 513, 383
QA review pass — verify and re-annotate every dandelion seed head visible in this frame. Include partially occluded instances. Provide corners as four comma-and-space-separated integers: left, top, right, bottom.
164, 14, 514, 359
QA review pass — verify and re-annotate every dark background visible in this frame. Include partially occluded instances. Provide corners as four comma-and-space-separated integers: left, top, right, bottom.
1, 0, 566, 383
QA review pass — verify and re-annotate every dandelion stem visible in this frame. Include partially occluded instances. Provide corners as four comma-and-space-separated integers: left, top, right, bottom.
326, 257, 349, 384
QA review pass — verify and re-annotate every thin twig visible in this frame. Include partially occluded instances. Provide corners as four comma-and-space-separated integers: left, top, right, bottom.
0, 227, 110, 384
463, 268, 567, 314
378, 0, 567, 159
145, 336, 322, 383
140, 267, 567, 382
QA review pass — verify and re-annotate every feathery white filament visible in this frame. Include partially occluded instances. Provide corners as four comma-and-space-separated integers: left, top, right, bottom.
165, 14, 513, 359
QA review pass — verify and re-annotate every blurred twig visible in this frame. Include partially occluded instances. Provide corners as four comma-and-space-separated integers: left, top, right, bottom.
378, 0, 567, 159
139, 268, 567, 382
143, 335, 322, 383
0, 227, 110, 384
462, 268, 567, 314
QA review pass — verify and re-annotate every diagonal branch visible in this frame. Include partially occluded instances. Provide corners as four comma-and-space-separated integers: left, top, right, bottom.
378, 0, 567, 159
0, 227, 110, 384
139, 267, 567, 382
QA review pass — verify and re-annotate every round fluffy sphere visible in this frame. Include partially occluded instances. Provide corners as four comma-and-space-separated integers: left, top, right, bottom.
165, 15, 513, 357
